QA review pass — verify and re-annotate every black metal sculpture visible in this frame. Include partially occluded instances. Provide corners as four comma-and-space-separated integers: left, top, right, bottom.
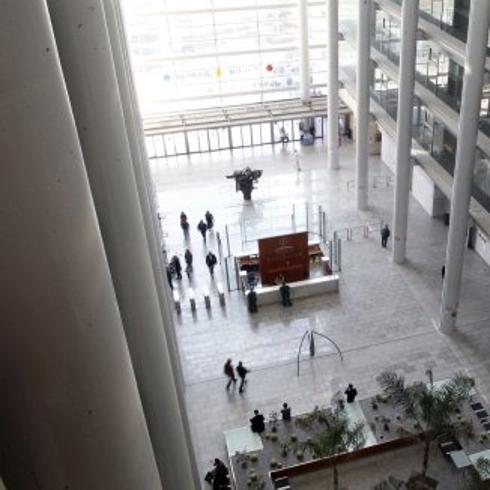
226, 166, 263, 201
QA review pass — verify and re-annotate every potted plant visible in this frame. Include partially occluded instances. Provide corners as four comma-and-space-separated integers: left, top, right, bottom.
377, 370, 474, 481
304, 406, 365, 490
281, 443, 290, 458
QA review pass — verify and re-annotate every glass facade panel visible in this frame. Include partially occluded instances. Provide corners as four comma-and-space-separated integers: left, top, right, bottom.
123, 0, 335, 115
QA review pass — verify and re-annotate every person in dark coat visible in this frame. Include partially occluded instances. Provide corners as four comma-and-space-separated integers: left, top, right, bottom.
344, 383, 358, 403
381, 224, 390, 248
206, 251, 217, 275
211, 458, 229, 490
280, 280, 292, 307
184, 249, 193, 266
247, 289, 258, 313
197, 219, 208, 241
281, 402, 291, 421
224, 359, 236, 391
166, 266, 173, 290
205, 210, 214, 229
180, 211, 189, 237
171, 255, 182, 280
441, 265, 445, 280
250, 409, 265, 433
236, 361, 250, 393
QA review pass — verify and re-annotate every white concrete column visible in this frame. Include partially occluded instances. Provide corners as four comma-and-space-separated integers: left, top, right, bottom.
47, 1, 197, 488
299, 0, 310, 101
440, 0, 490, 333
0, 2, 161, 489
356, 0, 372, 210
392, 0, 419, 264
102, 0, 200, 487
327, 0, 340, 169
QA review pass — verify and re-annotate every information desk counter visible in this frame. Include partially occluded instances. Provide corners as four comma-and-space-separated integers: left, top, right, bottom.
245, 274, 339, 306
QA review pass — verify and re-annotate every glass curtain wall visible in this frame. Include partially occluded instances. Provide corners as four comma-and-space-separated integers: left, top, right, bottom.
370, 63, 490, 212
122, 0, 341, 115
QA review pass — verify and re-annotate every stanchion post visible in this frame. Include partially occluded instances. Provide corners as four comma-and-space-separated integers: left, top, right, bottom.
225, 224, 231, 257
318, 205, 323, 239
338, 238, 342, 272
323, 211, 327, 243
224, 258, 232, 292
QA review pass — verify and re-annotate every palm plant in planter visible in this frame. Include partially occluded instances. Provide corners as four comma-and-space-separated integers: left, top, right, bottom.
305, 407, 365, 490
377, 370, 474, 481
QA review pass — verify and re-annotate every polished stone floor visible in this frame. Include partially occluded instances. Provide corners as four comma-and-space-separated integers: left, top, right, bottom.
151, 141, 490, 488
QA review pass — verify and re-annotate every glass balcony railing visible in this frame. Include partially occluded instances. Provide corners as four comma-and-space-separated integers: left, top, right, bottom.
389, 0, 490, 55
370, 64, 490, 213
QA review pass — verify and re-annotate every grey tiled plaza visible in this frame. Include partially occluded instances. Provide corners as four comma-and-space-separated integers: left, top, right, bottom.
152, 141, 490, 483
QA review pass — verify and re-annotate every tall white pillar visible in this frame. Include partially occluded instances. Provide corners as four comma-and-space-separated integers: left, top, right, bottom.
0, 2, 161, 488
299, 0, 310, 102
47, 1, 197, 488
440, 0, 490, 333
327, 0, 340, 169
392, 0, 419, 264
356, 0, 372, 210
102, 0, 200, 487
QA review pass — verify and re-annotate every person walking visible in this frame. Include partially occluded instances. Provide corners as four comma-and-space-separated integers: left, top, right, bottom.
171, 255, 182, 280
197, 219, 207, 242
224, 359, 237, 391
205, 210, 214, 230
293, 149, 302, 172
279, 126, 289, 148
441, 264, 445, 280
184, 249, 193, 279
180, 211, 189, 237
247, 288, 258, 313
206, 251, 217, 275
166, 266, 173, 290
380, 224, 390, 248
236, 361, 250, 393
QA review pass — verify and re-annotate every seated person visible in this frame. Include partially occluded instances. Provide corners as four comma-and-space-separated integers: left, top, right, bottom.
281, 402, 291, 421
212, 458, 229, 490
250, 409, 265, 433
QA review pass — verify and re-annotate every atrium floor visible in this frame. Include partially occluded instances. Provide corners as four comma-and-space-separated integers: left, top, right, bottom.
151, 141, 490, 487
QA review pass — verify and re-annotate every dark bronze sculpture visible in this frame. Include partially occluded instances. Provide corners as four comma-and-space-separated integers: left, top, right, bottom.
226, 166, 263, 201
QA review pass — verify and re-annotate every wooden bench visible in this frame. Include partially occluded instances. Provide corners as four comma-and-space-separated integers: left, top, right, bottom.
188, 288, 196, 311
203, 286, 211, 309
217, 282, 225, 306
173, 290, 181, 314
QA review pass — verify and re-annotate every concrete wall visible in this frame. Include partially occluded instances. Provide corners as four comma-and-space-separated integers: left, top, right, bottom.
411, 166, 448, 217
380, 127, 396, 173
380, 128, 448, 217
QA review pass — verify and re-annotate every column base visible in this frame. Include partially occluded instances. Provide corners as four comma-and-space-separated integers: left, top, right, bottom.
439, 306, 457, 333
356, 188, 368, 211
392, 237, 406, 264
328, 150, 339, 170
